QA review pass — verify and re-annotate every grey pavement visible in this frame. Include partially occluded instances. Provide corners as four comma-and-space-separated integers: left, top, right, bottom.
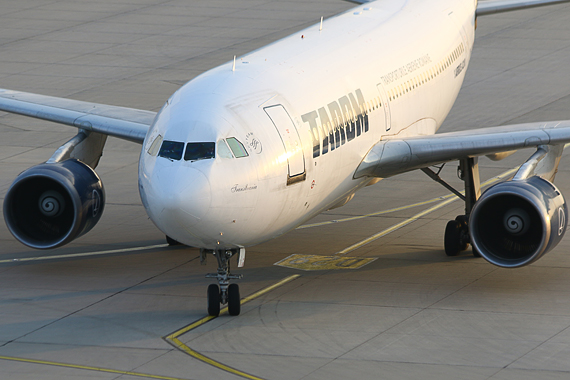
2, 1, 570, 380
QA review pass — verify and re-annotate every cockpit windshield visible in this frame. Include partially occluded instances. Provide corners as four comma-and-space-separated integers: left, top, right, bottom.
184, 142, 215, 161
157, 139, 246, 162
158, 140, 184, 160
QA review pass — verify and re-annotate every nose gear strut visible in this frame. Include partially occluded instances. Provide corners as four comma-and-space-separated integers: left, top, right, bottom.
204, 249, 242, 316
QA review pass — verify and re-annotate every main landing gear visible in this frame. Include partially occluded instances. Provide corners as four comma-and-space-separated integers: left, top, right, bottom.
444, 215, 470, 256
422, 157, 481, 258
204, 249, 243, 317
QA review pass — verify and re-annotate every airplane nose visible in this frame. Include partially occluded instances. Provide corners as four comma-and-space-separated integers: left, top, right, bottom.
158, 167, 211, 228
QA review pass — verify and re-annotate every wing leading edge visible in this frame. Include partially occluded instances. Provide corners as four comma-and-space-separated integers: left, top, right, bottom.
0, 89, 155, 143
354, 121, 570, 179
477, 0, 570, 16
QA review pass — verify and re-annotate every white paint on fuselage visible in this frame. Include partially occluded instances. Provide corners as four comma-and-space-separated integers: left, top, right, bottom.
138, 0, 476, 250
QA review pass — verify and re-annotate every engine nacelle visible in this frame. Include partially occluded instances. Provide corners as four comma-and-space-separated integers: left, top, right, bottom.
469, 176, 567, 268
3, 159, 105, 249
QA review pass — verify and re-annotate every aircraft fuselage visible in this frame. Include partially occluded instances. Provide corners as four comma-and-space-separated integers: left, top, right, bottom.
138, 0, 476, 249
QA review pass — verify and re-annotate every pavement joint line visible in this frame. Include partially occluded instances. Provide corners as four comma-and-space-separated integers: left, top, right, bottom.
164, 274, 301, 380
0, 244, 169, 264
0, 355, 191, 380
335, 166, 520, 255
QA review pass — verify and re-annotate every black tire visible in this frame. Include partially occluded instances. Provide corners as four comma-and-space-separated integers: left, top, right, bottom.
444, 220, 462, 256
207, 284, 220, 317
228, 283, 241, 316
454, 216, 469, 251
472, 246, 482, 258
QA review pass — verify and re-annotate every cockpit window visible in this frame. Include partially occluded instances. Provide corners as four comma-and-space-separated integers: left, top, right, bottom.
226, 137, 249, 158
158, 140, 184, 161
147, 134, 163, 156
184, 142, 215, 161
217, 139, 234, 159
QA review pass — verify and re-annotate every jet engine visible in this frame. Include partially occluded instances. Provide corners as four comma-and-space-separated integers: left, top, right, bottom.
3, 159, 105, 249
469, 176, 567, 268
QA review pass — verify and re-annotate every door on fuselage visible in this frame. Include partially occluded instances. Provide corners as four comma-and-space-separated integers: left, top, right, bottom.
376, 83, 392, 132
264, 105, 306, 185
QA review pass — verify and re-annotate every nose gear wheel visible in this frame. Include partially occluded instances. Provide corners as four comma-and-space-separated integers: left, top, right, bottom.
227, 283, 240, 316
205, 249, 242, 316
207, 284, 220, 317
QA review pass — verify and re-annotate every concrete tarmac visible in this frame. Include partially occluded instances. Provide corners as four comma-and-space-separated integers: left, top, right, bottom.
1, 1, 570, 379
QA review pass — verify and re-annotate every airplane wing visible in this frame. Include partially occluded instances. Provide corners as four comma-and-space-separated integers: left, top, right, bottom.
0, 89, 155, 143
476, 0, 570, 16
350, 0, 570, 14
354, 121, 570, 179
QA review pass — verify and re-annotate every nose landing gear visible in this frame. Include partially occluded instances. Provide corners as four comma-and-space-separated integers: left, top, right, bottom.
204, 249, 242, 317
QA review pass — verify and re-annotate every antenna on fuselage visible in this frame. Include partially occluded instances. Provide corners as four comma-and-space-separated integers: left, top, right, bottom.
232, 55, 236, 72
319, 16, 323, 31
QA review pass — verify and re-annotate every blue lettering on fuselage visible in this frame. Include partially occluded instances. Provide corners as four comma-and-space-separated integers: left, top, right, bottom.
301, 89, 369, 158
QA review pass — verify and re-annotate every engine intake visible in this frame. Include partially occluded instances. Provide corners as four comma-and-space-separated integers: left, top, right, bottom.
469, 176, 567, 268
3, 159, 105, 249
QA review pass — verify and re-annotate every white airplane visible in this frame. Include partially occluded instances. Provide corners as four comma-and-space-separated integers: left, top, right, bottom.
2, 0, 570, 317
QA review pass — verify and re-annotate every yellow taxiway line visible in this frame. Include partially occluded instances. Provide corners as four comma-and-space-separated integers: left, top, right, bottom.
336, 195, 459, 255
0, 275, 301, 380
298, 196, 452, 229
311, 144, 570, 235
2, 149, 564, 378
300, 167, 522, 231
164, 274, 301, 380
335, 166, 520, 255
0, 355, 191, 380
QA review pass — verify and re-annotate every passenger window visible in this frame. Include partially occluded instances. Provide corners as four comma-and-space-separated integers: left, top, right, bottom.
226, 137, 249, 158
147, 134, 163, 156
184, 142, 215, 161
158, 140, 184, 161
